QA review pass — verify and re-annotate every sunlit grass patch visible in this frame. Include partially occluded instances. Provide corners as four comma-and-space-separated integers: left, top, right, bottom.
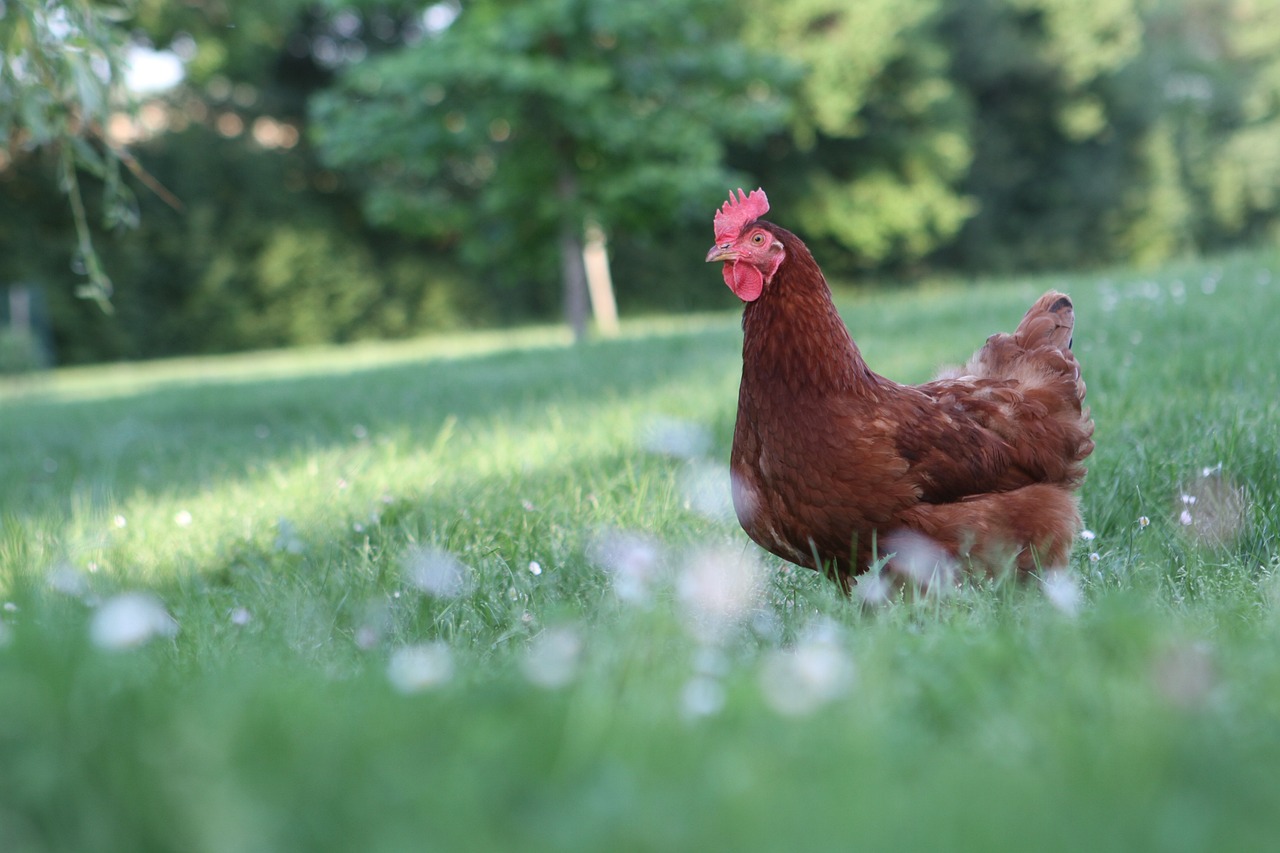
1, 250, 1279, 850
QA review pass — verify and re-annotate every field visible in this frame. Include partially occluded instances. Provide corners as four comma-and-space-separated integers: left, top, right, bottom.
2, 251, 1279, 852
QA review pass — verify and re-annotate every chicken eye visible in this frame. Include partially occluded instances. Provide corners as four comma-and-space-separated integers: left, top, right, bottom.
751, 233, 766, 245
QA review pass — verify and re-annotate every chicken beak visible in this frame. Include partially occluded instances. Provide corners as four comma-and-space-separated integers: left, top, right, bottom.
705, 243, 737, 264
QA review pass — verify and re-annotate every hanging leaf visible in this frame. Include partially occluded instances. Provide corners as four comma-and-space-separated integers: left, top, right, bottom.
1, 0, 138, 310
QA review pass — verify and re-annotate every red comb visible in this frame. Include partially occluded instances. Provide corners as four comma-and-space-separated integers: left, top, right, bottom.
713, 187, 769, 242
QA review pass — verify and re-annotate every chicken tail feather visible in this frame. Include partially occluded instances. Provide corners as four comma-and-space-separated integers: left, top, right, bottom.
928, 290, 1094, 490
956, 291, 1088, 418
1015, 291, 1075, 352
964, 290, 1078, 380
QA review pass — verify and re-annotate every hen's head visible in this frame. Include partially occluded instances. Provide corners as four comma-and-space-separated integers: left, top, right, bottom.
705, 188, 785, 302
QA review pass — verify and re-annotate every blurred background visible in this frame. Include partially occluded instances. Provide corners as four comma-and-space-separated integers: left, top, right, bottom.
2, 0, 1279, 366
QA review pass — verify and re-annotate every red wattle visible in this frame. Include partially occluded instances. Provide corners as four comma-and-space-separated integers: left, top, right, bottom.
723, 262, 763, 302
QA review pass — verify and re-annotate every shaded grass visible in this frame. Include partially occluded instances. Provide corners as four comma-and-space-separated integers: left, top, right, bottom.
1, 251, 1279, 851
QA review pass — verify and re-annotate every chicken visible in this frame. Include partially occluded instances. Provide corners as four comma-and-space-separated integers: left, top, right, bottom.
705, 188, 1094, 590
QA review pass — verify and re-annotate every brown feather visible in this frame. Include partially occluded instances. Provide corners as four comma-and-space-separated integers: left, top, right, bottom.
725, 222, 1094, 590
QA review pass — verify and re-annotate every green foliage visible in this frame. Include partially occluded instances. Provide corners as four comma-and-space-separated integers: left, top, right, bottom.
1, 251, 1279, 849
1181, 1, 1280, 245
310, 0, 792, 294
131, 0, 317, 88
939, 0, 1280, 271
1, 118, 486, 363
0, 0, 138, 306
1010, 0, 1143, 91
11, 0, 1280, 363
936, 0, 1147, 270
739, 0, 976, 270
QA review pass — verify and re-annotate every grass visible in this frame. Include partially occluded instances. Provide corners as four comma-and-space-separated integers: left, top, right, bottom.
1, 250, 1279, 852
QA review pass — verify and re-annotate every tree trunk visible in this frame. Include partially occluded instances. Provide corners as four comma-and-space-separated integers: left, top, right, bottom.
583, 220, 619, 338
557, 169, 589, 343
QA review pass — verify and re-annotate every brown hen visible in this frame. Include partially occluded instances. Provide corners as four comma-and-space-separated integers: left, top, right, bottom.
706, 189, 1094, 590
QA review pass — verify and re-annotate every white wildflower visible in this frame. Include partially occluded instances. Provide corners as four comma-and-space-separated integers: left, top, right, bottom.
274, 518, 305, 555
883, 530, 957, 589
680, 675, 725, 720
522, 626, 583, 689
1042, 570, 1083, 618
1176, 473, 1247, 547
1138, 516, 1150, 529
679, 461, 736, 523
677, 546, 765, 643
355, 624, 381, 651
854, 572, 892, 607
174, 510, 193, 527
47, 563, 89, 597
402, 546, 471, 599
639, 416, 711, 459
750, 608, 784, 644
528, 561, 543, 576
589, 529, 665, 605
759, 620, 854, 716
386, 642, 453, 693
90, 592, 178, 650
1080, 529, 1096, 541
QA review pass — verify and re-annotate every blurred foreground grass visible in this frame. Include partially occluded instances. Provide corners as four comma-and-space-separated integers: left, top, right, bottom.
1, 252, 1279, 852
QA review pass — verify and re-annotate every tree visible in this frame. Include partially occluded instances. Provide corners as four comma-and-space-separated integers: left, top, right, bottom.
1, 0, 138, 307
1161, 0, 1280, 251
939, 0, 1148, 270
310, 0, 791, 340
937, 0, 1280, 270
738, 0, 975, 274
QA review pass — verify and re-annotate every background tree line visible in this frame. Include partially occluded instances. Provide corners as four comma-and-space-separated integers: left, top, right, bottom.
2, 0, 1278, 365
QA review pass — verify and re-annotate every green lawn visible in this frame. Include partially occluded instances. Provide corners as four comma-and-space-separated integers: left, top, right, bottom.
2, 251, 1278, 852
